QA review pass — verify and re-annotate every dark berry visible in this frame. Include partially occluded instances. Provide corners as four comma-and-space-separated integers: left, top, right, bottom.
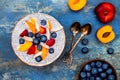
51, 32, 57, 38
37, 45, 42, 51
35, 33, 41, 39
92, 68, 98, 75
28, 32, 34, 37
96, 61, 102, 67
35, 56, 42, 62
49, 48, 54, 54
80, 72, 86, 78
90, 77, 95, 80
96, 77, 101, 80
108, 74, 115, 80
81, 47, 89, 54
91, 62, 95, 67
101, 73, 106, 78
86, 72, 91, 77
102, 63, 109, 70
19, 38, 25, 44
41, 19, 47, 26
85, 64, 91, 71
40, 35, 47, 42
81, 38, 88, 45
106, 68, 113, 74
98, 68, 103, 73
107, 48, 114, 54
33, 38, 40, 45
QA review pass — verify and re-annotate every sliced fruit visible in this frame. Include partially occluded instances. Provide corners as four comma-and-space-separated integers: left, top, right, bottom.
96, 25, 115, 43
17, 41, 33, 52
25, 20, 36, 34
41, 47, 48, 60
68, 0, 87, 11
27, 45, 36, 55
23, 36, 33, 42
40, 42, 49, 49
39, 26, 46, 34
34, 51, 42, 58
35, 46, 39, 53
48, 20, 52, 31
20, 29, 28, 37
30, 18, 36, 25
46, 38, 55, 47
46, 28, 50, 39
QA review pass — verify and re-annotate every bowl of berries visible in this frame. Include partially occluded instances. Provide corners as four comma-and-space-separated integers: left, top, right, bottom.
78, 59, 118, 80
12, 13, 66, 66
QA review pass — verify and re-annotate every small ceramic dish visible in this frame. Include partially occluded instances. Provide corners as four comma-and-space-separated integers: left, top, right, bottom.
78, 59, 118, 80
12, 13, 66, 67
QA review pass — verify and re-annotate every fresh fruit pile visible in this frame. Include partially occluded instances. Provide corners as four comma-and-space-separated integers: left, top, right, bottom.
17, 18, 57, 62
79, 59, 117, 80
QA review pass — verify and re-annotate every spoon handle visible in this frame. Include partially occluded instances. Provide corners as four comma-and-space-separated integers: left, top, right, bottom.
69, 34, 84, 54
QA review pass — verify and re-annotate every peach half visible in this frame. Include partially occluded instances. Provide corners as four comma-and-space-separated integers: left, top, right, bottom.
96, 25, 115, 44
68, 0, 87, 11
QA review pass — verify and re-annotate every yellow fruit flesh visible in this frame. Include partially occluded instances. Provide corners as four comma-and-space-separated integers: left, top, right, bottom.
68, 0, 87, 11
97, 25, 115, 43
18, 41, 33, 52
48, 20, 52, 31
41, 47, 48, 60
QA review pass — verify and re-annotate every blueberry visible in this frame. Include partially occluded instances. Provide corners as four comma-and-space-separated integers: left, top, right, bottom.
85, 64, 91, 71
41, 19, 47, 26
49, 48, 54, 54
35, 56, 42, 62
91, 68, 98, 75
98, 68, 103, 73
106, 68, 113, 74
35, 33, 41, 39
108, 74, 115, 80
80, 72, 86, 78
81, 47, 89, 54
96, 77, 101, 80
51, 32, 57, 38
91, 62, 95, 67
28, 32, 34, 37
33, 38, 40, 45
19, 38, 25, 44
40, 35, 47, 42
96, 61, 102, 67
90, 77, 95, 80
37, 45, 42, 51
102, 63, 109, 70
101, 73, 106, 78
86, 72, 91, 77
107, 48, 114, 54
81, 38, 88, 45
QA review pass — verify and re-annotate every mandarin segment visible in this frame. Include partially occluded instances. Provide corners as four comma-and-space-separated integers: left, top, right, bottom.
17, 41, 33, 52
48, 20, 53, 31
41, 47, 48, 60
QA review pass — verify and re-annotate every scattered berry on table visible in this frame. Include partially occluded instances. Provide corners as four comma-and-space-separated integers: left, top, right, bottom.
81, 47, 89, 54
49, 48, 54, 54
37, 45, 42, 51
35, 56, 42, 62
51, 32, 57, 38
81, 38, 88, 45
107, 48, 114, 54
33, 38, 40, 45
40, 35, 47, 42
19, 38, 25, 44
41, 19, 47, 26
28, 32, 34, 37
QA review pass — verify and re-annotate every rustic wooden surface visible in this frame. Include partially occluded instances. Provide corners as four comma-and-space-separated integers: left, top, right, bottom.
0, 0, 120, 80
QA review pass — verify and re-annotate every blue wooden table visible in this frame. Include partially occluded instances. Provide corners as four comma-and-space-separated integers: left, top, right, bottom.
0, 0, 120, 80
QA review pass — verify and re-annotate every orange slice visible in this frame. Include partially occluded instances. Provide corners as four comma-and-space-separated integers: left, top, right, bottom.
17, 41, 33, 52
48, 20, 52, 31
41, 47, 48, 60
25, 20, 36, 34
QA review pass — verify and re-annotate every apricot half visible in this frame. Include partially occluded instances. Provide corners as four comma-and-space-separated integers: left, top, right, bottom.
68, 0, 87, 11
96, 25, 115, 44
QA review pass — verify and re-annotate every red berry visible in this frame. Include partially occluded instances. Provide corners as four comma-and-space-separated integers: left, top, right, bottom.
39, 26, 46, 34
20, 29, 28, 37
46, 38, 55, 47
27, 45, 36, 55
